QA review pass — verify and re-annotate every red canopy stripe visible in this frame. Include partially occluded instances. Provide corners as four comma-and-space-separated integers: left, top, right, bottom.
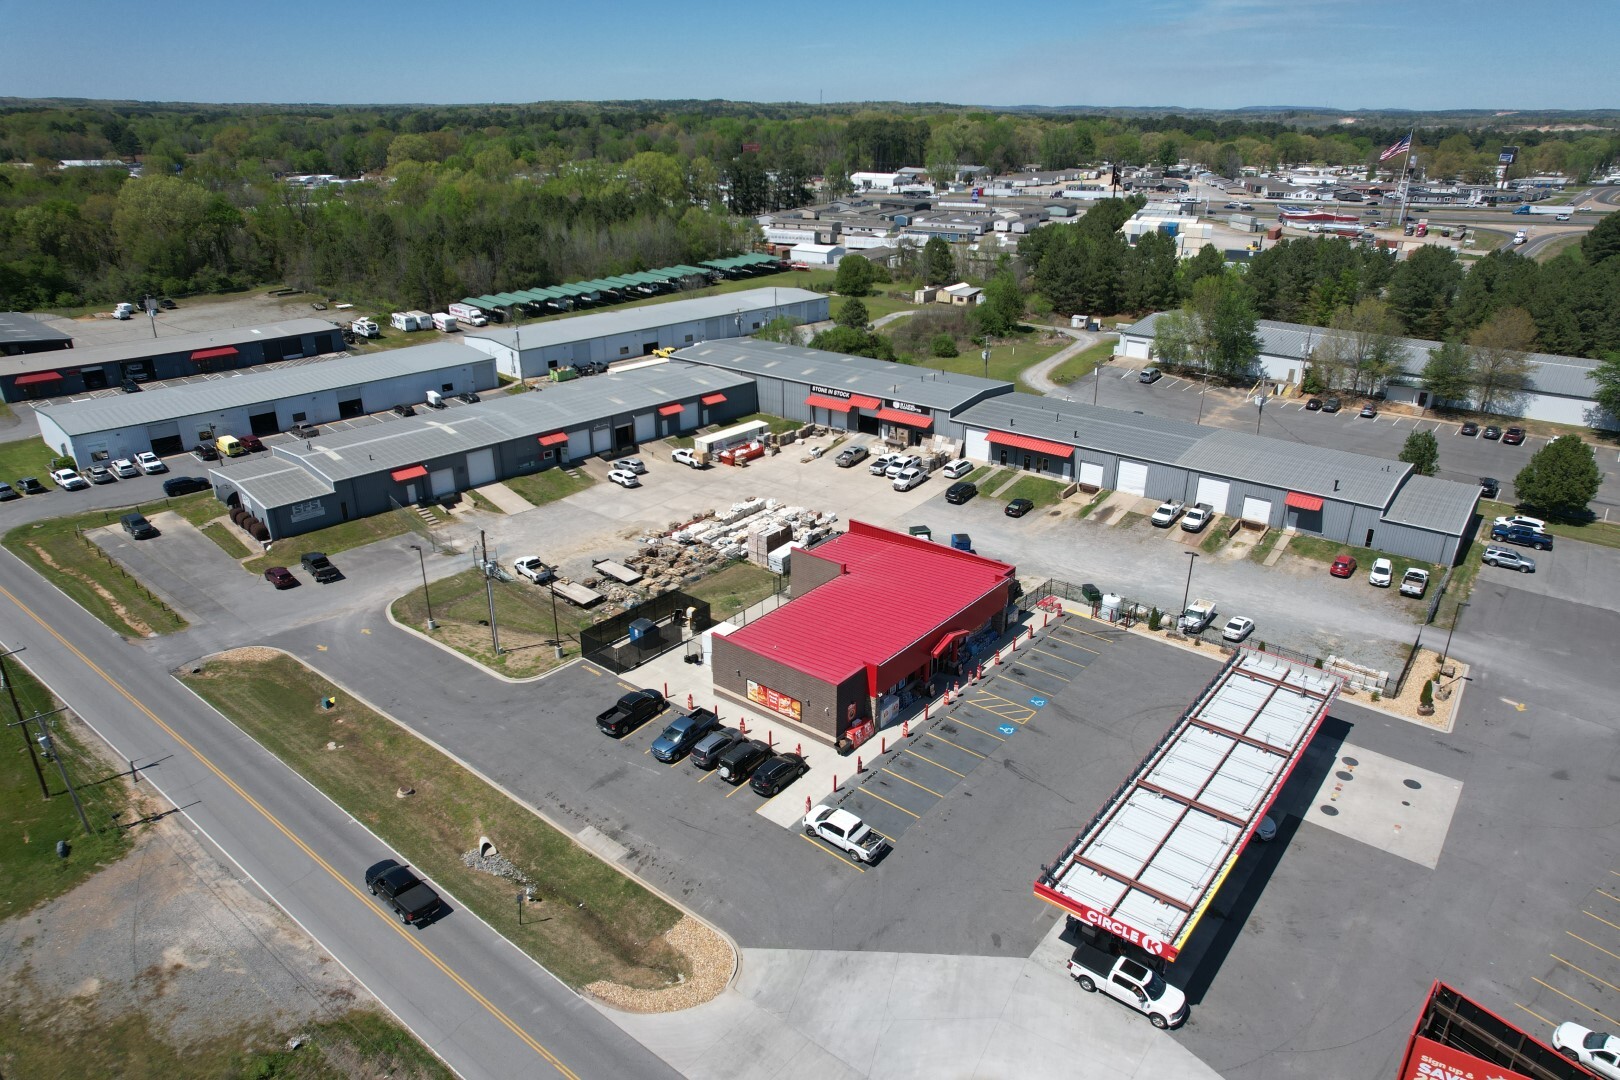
847, 394, 882, 409
537, 432, 569, 446
13, 371, 62, 386
190, 346, 239, 361
657, 403, 685, 416
875, 408, 932, 429
700, 392, 726, 405
390, 464, 428, 482
804, 393, 853, 412
986, 430, 1075, 457
1284, 492, 1324, 511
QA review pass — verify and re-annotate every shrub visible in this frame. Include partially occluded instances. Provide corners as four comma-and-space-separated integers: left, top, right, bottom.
1148, 607, 1162, 631
1420, 679, 1435, 708
930, 333, 959, 358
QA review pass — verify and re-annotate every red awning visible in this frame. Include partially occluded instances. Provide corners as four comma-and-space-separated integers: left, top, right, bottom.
190, 346, 239, 361
875, 408, 933, 429
1285, 491, 1324, 511
804, 393, 853, 412
700, 392, 727, 406
391, 464, 428, 482
930, 629, 970, 659
847, 394, 882, 409
986, 430, 1075, 457
13, 371, 62, 386
537, 431, 569, 446
657, 403, 685, 416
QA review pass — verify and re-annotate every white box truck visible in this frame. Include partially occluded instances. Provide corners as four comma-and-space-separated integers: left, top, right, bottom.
431, 312, 458, 333
447, 302, 488, 327
424, 389, 445, 409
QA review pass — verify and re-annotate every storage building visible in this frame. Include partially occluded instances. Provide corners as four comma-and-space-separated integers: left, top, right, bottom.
0, 313, 73, 357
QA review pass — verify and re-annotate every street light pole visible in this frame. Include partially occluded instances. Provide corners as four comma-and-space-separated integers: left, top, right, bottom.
1195, 371, 1211, 425
409, 544, 436, 630
1441, 601, 1469, 671
1255, 393, 1267, 434
1093, 357, 1102, 406
1180, 551, 1199, 621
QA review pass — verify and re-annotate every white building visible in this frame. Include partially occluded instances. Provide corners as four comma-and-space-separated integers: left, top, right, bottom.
789, 243, 847, 266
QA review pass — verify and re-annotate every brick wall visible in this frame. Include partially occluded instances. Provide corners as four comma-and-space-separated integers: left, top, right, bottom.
711, 633, 866, 743
788, 544, 844, 598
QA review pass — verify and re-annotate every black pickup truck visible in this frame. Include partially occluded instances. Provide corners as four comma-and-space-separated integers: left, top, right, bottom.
300, 551, 342, 583
364, 859, 442, 926
596, 688, 666, 736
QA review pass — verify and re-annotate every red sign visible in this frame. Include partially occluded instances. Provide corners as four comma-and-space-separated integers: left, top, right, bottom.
1032, 884, 1174, 958
846, 718, 876, 747
1400, 1035, 1531, 1080
746, 680, 801, 723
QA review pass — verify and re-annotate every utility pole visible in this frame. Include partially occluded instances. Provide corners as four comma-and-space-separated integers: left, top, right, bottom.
549, 570, 562, 661
1180, 551, 1199, 622
0, 647, 49, 799
33, 711, 92, 835
481, 530, 502, 655
409, 544, 436, 630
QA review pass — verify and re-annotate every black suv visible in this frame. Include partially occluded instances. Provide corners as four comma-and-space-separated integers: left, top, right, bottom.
162, 476, 211, 497
689, 727, 745, 769
193, 443, 219, 461
716, 739, 773, 785
945, 481, 977, 504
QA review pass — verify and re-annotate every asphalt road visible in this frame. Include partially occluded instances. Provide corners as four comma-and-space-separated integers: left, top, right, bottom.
0, 546, 677, 1080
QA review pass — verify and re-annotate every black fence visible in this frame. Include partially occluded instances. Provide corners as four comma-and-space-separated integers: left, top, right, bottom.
581, 590, 711, 674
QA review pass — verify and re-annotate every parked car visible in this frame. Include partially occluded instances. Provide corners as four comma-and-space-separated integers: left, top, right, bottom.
1150, 500, 1185, 527
193, 443, 219, 461
1399, 568, 1430, 598
392, 403, 416, 418
119, 512, 157, 539
1493, 514, 1546, 533
671, 447, 703, 469
364, 859, 442, 926
716, 738, 773, 785
1502, 427, 1526, 445
158, 297, 177, 310
1330, 553, 1357, 578
16, 477, 46, 495
1552, 1022, 1620, 1079
1459, 421, 1479, 437
301, 551, 343, 582
236, 434, 264, 453
512, 556, 555, 584
49, 468, 88, 490
264, 566, 298, 589
689, 727, 745, 770
749, 753, 809, 796
615, 458, 647, 474
1359, 404, 1378, 419
1005, 498, 1034, 518
135, 452, 167, 474
1138, 367, 1162, 384
835, 444, 869, 468
1481, 545, 1535, 572
0, 483, 15, 501
1478, 477, 1500, 499
1220, 616, 1255, 643
109, 458, 139, 478
945, 481, 977, 504
1491, 524, 1553, 549
1321, 397, 1342, 413
941, 458, 972, 479
892, 468, 926, 492
596, 688, 666, 737
456, 391, 480, 404
87, 465, 117, 485
869, 453, 902, 477
1368, 557, 1394, 587
1482, 425, 1502, 440
120, 378, 143, 394
650, 708, 721, 763
1180, 503, 1215, 532
885, 455, 921, 479
163, 475, 211, 497
607, 468, 641, 488
1305, 398, 1323, 411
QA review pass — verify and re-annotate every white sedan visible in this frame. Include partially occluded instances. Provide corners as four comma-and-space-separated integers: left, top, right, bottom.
1553, 1023, 1620, 1079
1220, 616, 1255, 643
135, 451, 167, 474
111, 458, 141, 478
1368, 557, 1393, 587
607, 468, 640, 488
49, 468, 88, 491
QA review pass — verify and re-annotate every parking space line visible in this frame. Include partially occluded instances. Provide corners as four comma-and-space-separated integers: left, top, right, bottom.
1513, 1002, 1556, 1029
1596, 888, 1620, 905
723, 781, 749, 798
695, 770, 715, 783
1584, 909, 1620, 933
1568, 932, 1620, 964
1530, 976, 1620, 1027
926, 731, 987, 758
1032, 646, 1090, 668
993, 672, 1060, 696
1048, 636, 1099, 655
860, 786, 922, 818
1060, 624, 1117, 644
799, 833, 866, 871
947, 716, 1005, 741
1552, 954, 1620, 996
903, 748, 966, 778
882, 767, 946, 798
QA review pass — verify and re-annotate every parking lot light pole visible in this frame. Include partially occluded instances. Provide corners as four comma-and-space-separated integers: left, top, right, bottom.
1441, 601, 1469, 672
1180, 551, 1199, 621
409, 544, 436, 630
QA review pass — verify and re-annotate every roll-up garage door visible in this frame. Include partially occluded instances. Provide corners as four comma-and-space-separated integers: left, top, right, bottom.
1116, 461, 1148, 496
1194, 478, 1230, 514
681, 403, 698, 430
465, 448, 496, 487
1078, 461, 1104, 488
429, 468, 456, 499
566, 430, 590, 461
1241, 496, 1272, 523
591, 425, 612, 454
964, 429, 989, 461
634, 412, 656, 443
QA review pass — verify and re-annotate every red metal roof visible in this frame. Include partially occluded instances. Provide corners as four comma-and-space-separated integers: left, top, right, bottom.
847, 394, 882, 409
537, 432, 569, 446
13, 371, 62, 386
875, 408, 932, 429
1285, 491, 1324, 511
657, 403, 685, 416
987, 430, 1075, 458
390, 464, 428, 482
190, 345, 239, 361
724, 521, 1015, 685
804, 393, 852, 412
700, 392, 727, 406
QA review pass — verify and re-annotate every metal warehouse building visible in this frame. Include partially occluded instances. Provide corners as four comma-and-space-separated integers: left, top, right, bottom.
1, 318, 344, 403
36, 343, 496, 464
461, 288, 829, 381
1118, 312, 1613, 428
674, 339, 1012, 445
956, 392, 1480, 563
0, 313, 73, 358
209, 364, 755, 539
711, 522, 1017, 746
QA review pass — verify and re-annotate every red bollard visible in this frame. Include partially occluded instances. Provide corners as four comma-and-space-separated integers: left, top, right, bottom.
768, 729, 774, 747
687, 693, 694, 710
663, 682, 668, 699
832, 774, 838, 791
1043, 610, 1049, 628
738, 717, 748, 735
806, 796, 811, 814
1012, 633, 1019, 651
903, 718, 910, 738
881, 736, 887, 754
1028, 626, 1036, 643
856, 756, 864, 773
796, 743, 803, 757
925, 701, 930, 721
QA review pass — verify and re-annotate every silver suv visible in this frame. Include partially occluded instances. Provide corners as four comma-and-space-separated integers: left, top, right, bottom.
1482, 545, 1535, 573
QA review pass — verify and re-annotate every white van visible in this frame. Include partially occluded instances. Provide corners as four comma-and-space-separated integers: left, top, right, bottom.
431, 312, 457, 333
113, 302, 135, 320
942, 458, 973, 479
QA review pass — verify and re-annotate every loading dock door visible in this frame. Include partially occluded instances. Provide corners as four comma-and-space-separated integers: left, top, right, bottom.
147, 421, 183, 457
634, 412, 656, 443
680, 403, 698, 430
1241, 496, 1273, 523
429, 468, 456, 499
1078, 461, 1104, 488
338, 397, 363, 419
1195, 478, 1231, 514
591, 425, 612, 454
248, 411, 279, 436
465, 448, 496, 487
566, 430, 590, 461
1116, 461, 1148, 496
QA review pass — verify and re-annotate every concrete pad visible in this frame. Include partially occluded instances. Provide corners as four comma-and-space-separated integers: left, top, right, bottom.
1301, 743, 1462, 868
786, 951, 901, 1024
867, 1017, 1001, 1078
472, 480, 534, 514
884, 953, 1024, 1021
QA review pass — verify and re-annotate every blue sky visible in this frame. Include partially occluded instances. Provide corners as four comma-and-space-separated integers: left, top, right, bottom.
9, 0, 1616, 110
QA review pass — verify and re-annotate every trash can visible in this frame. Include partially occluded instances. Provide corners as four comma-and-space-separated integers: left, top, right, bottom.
627, 618, 658, 643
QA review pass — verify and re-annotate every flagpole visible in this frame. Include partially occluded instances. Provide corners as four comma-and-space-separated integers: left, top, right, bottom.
1396, 130, 1415, 235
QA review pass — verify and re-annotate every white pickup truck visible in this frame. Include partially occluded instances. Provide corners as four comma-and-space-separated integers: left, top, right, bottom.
804, 805, 889, 864
1067, 941, 1188, 1028
1399, 568, 1430, 598
1178, 597, 1217, 634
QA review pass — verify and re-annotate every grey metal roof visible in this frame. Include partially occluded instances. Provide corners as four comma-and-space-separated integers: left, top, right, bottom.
1380, 474, 1480, 535
955, 392, 1207, 465
0, 313, 72, 347
36, 343, 493, 437
1176, 428, 1410, 507
272, 364, 754, 482
1, 318, 340, 376
215, 453, 334, 505
465, 288, 824, 351
675, 340, 1012, 411
1121, 312, 1602, 401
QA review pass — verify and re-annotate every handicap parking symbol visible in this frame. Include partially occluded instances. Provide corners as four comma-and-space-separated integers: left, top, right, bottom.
998, 723, 1018, 735
1028, 696, 1048, 708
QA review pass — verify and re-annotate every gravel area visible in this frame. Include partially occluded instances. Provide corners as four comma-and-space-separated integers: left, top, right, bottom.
584, 915, 734, 1013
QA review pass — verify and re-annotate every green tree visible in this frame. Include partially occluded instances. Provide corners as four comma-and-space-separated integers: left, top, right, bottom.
1398, 429, 1440, 476
1387, 244, 1462, 340
1586, 352, 1620, 431
1121, 230, 1179, 313
1514, 435, 1600, 518
923, 236, 956, 285
1187, 273, 1261, 381
754, 316, 802, 344
833, 254, 875, 296
973, 272, 1025, 337
930, 333, 959, 358
1315, 298, 1404, 395
1467, 307, 1536, 415
835, 297, 869, 328
1580, 210, 1620, 267
1421, 341, 1475, 408
808, 325, 896, 361
1153, 309, 1195, 367
1179, 244, 1227, 298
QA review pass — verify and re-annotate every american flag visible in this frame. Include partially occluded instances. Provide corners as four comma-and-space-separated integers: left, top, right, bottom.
1379, 134, 1412, 162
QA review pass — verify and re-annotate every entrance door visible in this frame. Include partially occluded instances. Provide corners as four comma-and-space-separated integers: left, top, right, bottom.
248, 411, 279, 436
1116, 461, 1148, 496
82, 367, 108, 390
614, 423, 634, 449
338, 397, 363, 419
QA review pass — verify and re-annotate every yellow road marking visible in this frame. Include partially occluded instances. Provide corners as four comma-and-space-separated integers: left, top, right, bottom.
1034, 646, 1090, 668
991, 672, 1061, 696
799, 832, 866, 871
1568, 932, 1620, 964
723, 778, 749, 797
696, 769, 715, 782
1060, 624, 1117, 644
859, 786, 922, 818
968, 687, 1022, 709
1584, 909, 1620, 933
1513, 1002, 1556, 1028
1530, 977, 1620, 1028
904, 748, 967, 778
1596, 888, 1620, 905
0, 582, 581, 1080
1553, 954, 1620, 996
925, 732, 987, 758
947, 716, 1005, 741
882, 767, 945, 798
1046, 635, 1099, 655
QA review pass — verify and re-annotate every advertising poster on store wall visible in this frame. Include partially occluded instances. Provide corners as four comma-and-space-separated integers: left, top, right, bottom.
746, 680, 801, 722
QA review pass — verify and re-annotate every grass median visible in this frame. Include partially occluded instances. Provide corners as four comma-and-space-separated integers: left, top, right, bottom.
1040, 339, 1116, 390
999, 474, 1068, 509
180, 650, 688, 992
501, 466, 596, 507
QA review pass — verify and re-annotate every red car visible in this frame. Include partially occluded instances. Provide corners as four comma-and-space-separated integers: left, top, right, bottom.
237, 434, 265, 452
264, 566, 298, 589
1330, 554, 1357, 578
1501, 427, 1525, 445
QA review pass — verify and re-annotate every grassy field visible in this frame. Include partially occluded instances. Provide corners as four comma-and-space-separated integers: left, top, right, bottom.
501, 466, 596, 507
1199, 521, 1231, 554
0, 437, 63, 486
242, 513, 410, 577
1042, 340, 1115, 388
199, 521, 252, 558
181, 652, 687, 992
998, 474, 1069, 509
902, 331, 1067, 385
963, 465, 997, 487
683, 560, 782, 621
731, 411, 803, 435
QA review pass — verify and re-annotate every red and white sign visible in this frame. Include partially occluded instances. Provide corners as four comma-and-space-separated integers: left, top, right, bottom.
846, 718, 876, 747
1400, 1035, 1531, 1080
746, 680, 801, 723
1033, 886, 1173, 958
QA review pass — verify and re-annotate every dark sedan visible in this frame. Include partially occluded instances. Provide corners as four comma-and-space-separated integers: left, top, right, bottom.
1479, 476, 1500, 499
1305, 398, 1323, 411
1321, 397, 1342, 413
0, 483, 15, 501
16, 477, 46, 495
1482, 425, 1502, 440
1459, 421, 1479, 436
750, 753, 809, 796
1005, 498, 1034, 518
193, 443, 219, 461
